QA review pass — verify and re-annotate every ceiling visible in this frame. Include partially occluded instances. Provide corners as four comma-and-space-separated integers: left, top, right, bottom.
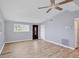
74, 0, 79, 6
0, 0, 79, 23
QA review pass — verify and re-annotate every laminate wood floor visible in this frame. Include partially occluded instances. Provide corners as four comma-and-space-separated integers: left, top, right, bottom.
0, 39, 79, 58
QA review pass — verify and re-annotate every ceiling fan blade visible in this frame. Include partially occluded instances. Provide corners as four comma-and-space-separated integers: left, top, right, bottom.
55, 7, 63, 10
58, 0, 73, 5
38, 6, 49, 9
46, 8, 52, 13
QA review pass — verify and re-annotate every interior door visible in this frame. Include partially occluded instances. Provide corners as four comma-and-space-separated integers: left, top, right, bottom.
33, 25, 38, 40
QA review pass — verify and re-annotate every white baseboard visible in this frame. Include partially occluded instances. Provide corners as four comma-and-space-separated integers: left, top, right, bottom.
42, 39, 75, 50
0, 43, 5, 55
5, 39, 32, 43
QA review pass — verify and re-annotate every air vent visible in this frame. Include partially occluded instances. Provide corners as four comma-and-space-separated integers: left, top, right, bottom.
61, 39, 70, 46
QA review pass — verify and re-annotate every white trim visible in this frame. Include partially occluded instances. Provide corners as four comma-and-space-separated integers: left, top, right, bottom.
42, 39, 75, 50
74, 19, 79, 48
0, 43, 5, 54
5, 39, 32, 43
74, 20, 78, 48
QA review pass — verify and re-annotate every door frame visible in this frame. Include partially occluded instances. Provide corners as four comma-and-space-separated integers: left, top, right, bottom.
74, 19, 79, 48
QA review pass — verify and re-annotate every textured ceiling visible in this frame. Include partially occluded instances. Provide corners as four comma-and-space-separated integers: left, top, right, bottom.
0, 0, 79, 23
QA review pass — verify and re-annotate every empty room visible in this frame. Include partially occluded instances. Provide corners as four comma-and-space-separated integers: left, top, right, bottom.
0, 0, 79, 58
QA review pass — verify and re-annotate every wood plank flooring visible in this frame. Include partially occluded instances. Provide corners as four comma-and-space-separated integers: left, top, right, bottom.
0, 39, 79, 58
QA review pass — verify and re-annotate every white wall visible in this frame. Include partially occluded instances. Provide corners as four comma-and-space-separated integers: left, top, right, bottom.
0, 9, 5, 54
40, 24, 45, 40
5, 20, 41, 43
5, 20, 33, 43
40, 10, 79, 49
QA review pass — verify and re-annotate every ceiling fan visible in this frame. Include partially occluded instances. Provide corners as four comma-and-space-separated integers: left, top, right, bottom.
38, 0, 73, 13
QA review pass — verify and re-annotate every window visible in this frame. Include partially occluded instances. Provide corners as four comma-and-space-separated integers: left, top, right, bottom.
14, 24, 30, 32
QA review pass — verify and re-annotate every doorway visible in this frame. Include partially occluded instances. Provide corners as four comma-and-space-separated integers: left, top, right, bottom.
32, 25, 38, 40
